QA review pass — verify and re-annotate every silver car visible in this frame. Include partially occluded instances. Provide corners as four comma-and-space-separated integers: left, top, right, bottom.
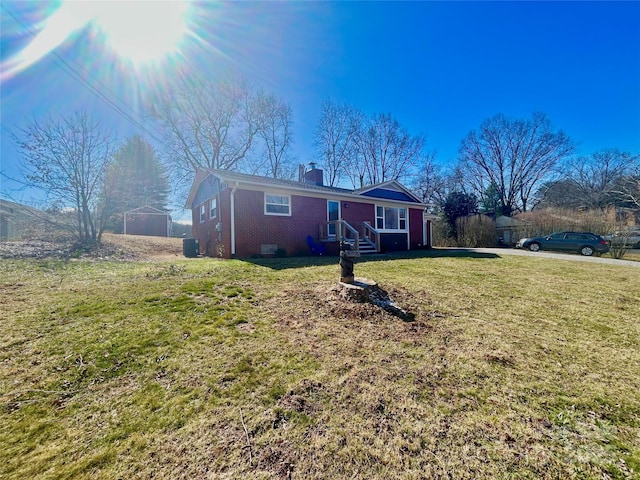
603, 229, 640, 249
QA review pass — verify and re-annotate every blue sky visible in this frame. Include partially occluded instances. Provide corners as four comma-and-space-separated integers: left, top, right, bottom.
1, 1, 639, 217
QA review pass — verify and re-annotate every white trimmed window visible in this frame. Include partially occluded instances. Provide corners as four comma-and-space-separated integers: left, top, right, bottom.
199, 204, 206, 223
265, 193, 291, 216
209, 197, 217, 219
376, 206, 407, 230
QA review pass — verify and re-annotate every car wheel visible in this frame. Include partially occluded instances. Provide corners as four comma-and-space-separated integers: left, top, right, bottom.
528, 243, 541, 252
580, 245, 594, 256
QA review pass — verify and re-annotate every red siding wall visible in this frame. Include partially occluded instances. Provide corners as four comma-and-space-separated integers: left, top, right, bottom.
409, 208, 424, 249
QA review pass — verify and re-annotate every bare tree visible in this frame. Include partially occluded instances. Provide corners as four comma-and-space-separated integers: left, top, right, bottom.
611, 155, 640, 209
150, 73, 268, 177
355, 113, 426, 187
537, 149, 638, 210
412, 151, 447, 209
313, 100, 362, 187
254, 91, 294, 179
13, 111, 115, 242
458, 112, 574, 216
568, 149, 635, 208
534, 179, 582, 209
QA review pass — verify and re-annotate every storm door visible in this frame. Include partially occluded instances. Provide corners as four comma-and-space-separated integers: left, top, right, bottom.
327, 200, 341, 238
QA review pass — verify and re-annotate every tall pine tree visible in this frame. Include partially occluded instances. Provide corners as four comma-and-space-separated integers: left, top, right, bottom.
103, 136, 170, 233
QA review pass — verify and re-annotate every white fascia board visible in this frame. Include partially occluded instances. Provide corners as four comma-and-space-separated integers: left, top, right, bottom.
223, 179, 427, 209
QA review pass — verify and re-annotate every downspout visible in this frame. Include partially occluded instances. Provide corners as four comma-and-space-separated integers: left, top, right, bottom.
429, 220, 433, 248
230, 182, 239, 256
426, 211, 433, 248
406, 210, 411, 251
423, 209, 432, 248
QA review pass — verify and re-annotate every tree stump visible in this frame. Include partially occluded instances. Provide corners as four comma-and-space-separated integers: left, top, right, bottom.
339, 242, 359, 284
332, 278, 414, 321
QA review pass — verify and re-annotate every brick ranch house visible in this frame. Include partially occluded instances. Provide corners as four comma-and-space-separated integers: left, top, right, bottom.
185, 165, 437, 258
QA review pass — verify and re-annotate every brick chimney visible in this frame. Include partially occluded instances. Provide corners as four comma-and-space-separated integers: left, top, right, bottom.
303, 162, 323, 186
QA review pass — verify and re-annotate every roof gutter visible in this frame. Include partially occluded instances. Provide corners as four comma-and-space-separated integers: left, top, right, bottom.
218, 177, 427, 209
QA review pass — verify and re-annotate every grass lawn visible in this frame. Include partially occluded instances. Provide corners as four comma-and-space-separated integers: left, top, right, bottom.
612, 250, 640, 262
1, 251, 639, 479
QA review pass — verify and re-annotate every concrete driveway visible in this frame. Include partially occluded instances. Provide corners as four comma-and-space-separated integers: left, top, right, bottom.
441, 247, 640, 267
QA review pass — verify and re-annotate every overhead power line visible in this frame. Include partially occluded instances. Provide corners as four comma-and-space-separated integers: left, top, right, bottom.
1, 3, 176, 153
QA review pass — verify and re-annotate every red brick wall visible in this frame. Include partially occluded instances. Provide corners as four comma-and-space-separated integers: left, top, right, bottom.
190, 186, 431, 258
191, 189, 232, 258
339, 201, 375, 226
233, 190, 327, 257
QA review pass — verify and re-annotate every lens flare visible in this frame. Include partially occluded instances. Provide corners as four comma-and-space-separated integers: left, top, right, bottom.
1, 2, 90, 81
1, 1, 191, 81
89, 1, 190, 64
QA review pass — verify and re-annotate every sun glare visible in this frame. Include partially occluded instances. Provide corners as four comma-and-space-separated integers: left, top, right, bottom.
89, 1, 190, 64
1, 1, 190, 81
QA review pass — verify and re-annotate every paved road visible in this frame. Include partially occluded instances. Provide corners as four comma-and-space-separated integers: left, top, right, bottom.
441, 247, 640, 267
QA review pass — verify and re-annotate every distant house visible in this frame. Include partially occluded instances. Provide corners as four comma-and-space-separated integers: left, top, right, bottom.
495, 215, 529, 245
123, 206, 172, 237
0, 199, 45, 241
184, 165, 436, 258
0, 200, 18, 241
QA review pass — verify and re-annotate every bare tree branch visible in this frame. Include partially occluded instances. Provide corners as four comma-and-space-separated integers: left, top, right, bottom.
12, 111, 115, 242
254, 92, 294, 178
150, 74, 261, 175
458, 112, 574, 215
355, 113, 426, 187
313, 100, 362, 187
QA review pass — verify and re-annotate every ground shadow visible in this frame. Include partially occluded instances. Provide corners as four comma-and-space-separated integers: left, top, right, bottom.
242, 248, 501, 271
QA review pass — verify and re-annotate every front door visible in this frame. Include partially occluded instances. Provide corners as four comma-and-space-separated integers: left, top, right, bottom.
327, 200, 340, 238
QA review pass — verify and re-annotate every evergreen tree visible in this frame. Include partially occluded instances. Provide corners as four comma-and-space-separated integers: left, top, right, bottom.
103, 136, 170, 232
442, 191, 478, 237
479, 182, 503, 216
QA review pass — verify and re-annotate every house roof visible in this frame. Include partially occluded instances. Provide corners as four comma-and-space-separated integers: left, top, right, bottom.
185, 168, 429, 209
0, 199, 41, 217
354, 180, 423, 203
495, 216, 529, 228
125, 205, 171, 216
207, 168, 353, 194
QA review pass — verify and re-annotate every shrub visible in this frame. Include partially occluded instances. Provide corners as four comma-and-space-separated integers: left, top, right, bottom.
456, 215, 497, 247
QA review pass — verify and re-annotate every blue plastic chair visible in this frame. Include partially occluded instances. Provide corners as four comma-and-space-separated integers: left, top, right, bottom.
306, 235, 326, 255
